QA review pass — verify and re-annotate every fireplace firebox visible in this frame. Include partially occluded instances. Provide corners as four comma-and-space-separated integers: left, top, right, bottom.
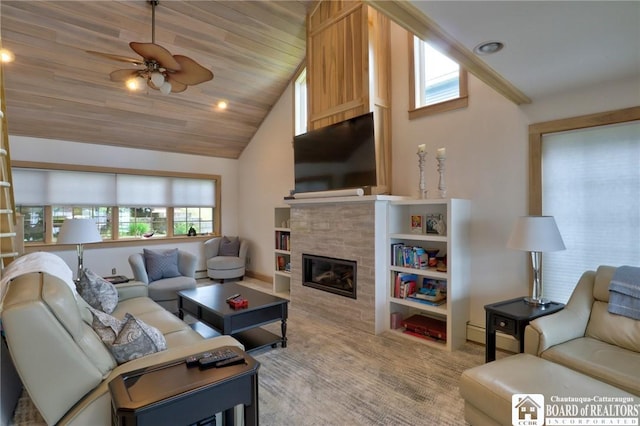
302, 254, 357, 299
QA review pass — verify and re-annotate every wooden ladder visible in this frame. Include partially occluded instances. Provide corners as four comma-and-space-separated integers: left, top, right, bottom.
0, 61, 19, 272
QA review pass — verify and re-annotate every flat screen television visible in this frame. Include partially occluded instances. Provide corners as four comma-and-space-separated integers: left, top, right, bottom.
294, 112, 376, 194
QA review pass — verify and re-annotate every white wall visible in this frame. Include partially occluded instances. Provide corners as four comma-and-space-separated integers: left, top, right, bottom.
237, 85, 295, 277
388, 23, 531, 326
9, 136, 240, 276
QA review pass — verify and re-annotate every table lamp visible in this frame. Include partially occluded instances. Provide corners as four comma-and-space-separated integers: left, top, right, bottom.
57, 218, 102, 282
507, 216, 565, 306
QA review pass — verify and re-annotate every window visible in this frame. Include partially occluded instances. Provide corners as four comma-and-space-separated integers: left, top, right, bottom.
12, 164, 220, 244
530, 108, 640, 303
53, 207, 112, 240
294, 67, 307, 136
409, 35, 468, 119
173, 207, 214, 235
119, 207, 166, 238
17, 206, 44, 242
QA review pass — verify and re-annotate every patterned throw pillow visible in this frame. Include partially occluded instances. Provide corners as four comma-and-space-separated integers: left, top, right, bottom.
77, 268, 119, 314
89, 307, 123, 345
219, 236, 240, 256
143, 248, 181, 282
110, 313, 167, 364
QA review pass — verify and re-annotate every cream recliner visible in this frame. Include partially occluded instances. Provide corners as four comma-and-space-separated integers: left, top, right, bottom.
1, 266, 242, 425
525, 265, 640, 395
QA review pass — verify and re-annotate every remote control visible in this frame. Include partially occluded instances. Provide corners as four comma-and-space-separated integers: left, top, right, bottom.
198, 349, 245, 369
185, 355, 199, 367
214, 355, 245, 368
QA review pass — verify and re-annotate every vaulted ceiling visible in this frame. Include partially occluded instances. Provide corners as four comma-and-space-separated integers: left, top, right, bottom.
1, 1, 309, 159
2, 1, 638, 159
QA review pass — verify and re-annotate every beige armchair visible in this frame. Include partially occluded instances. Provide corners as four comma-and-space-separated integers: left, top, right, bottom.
204, 236, 248, 282
128, 248, 197, 313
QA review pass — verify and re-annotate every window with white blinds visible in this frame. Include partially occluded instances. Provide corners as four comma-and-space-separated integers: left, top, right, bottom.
541, 120, 640, 303
13, 169, 215, 207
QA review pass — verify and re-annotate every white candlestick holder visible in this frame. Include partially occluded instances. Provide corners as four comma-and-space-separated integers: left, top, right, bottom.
417, 151, 428, 199
437, 156, 447, 198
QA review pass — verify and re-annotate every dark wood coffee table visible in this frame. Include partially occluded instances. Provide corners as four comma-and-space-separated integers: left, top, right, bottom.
178, 283, 289, 352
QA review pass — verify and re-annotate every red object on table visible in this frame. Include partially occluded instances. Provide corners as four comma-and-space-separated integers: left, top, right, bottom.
227, 297, 248, 309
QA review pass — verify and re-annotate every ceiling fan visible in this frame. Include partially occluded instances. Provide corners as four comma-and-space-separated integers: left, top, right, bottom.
87, 0, 213, 95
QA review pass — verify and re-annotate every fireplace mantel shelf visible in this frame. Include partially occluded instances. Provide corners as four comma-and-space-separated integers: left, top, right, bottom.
285, 195, 410, 205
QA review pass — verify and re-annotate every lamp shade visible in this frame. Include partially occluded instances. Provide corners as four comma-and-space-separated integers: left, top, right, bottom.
58, 218, 102, 244
507, 216, 565, 252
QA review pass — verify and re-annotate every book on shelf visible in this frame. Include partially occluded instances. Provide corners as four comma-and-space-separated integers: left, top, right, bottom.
391, 243, 429, 269
405, 295, 446, 306
275, 230, 290, 251
421, 278, 447, 296
410, 214, 424, 234
401, 314, 446, 341
393, 272, 417, 298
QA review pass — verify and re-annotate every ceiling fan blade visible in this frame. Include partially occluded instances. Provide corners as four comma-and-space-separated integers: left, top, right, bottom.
170, 55, 214, 86
110, 69, 139, 82
167, 77, 188, 93
129, 42, 181, 71
86, 50, 144, 66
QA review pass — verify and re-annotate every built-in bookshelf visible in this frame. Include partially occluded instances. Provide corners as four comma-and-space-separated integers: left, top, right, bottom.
273, 206, 291, 297
387, 198, 470, 351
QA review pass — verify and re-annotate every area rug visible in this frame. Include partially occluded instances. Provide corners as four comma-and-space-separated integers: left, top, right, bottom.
11, 279, 490, 425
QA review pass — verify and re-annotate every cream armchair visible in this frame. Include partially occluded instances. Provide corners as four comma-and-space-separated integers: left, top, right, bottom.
204, 236, 249, 282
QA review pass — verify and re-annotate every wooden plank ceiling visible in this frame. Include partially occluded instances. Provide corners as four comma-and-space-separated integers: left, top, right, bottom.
0, 1, 309, 159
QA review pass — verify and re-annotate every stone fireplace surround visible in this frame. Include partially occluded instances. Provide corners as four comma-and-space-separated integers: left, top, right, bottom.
286, 195, 403, 335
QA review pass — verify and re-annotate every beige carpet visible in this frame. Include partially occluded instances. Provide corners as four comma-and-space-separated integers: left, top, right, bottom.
11, 278, 495, 425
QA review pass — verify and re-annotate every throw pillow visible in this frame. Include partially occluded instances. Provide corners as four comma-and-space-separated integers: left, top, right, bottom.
143, 248, 181, 282
77, 268, 119, 314
110, 313, 167, 364
219, 236, 240, 256
89, 307, 122, 346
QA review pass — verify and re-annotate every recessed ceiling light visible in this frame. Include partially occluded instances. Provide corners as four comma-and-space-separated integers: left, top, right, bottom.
473, 41, 504, 55
0, 49, 15, 63
217, 100, 228, 110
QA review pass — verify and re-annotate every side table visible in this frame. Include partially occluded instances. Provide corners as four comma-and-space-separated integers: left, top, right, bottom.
109, 346, 259, 426
484, 297, 564, 362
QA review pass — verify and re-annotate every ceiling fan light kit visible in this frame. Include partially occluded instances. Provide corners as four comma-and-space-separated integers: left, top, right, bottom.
89, 0, 213, 95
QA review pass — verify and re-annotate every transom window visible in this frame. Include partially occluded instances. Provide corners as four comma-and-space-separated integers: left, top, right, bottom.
294, 66, 307, 136
409, 35, 468, 118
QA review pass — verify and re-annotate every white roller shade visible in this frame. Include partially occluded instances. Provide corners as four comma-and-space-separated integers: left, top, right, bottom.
13, 169, 116, 205
172, 178, 215, 207
13, 168, 216, 208
116, 175, 169, 207
542, 120, 640, 303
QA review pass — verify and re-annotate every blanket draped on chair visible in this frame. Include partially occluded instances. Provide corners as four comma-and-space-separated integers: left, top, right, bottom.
608, 265, 640, 320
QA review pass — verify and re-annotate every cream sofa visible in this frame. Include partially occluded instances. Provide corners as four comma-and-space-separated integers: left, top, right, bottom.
1, 255, 243, 425
460, 265, 640, 425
